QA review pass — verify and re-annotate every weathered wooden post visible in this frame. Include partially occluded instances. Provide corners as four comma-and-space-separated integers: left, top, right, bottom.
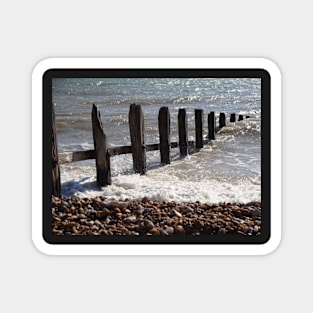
219, 112, 226, 129
178, 108, 188, 157
195, 109, 203, 149
238, 115, 243, 121
230, 113, 236, 122
208, 111, 215, 140
92, 104, 111, 186
52, 104, 61, 197
158, 106, 170, 164
129, 103, 146, 174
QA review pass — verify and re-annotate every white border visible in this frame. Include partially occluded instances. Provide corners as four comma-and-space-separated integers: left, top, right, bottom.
32, 58, 281, 255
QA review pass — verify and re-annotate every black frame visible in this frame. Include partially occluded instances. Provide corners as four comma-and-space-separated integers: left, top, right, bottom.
43, 69, 270, 244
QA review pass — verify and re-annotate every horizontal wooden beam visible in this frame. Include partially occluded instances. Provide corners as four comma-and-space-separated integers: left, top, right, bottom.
146, 143, 159, 152
59, 144, 167, 164
109, 145, 132, 156
59, 150, 95, 164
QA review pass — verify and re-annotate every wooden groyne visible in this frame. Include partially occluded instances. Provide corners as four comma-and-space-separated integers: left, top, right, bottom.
52, 104, 249, 196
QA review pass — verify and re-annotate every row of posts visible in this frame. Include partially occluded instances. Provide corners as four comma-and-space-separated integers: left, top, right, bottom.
127, 104, 246, 178
92, 104, 248, 187
52, 103, 249, 197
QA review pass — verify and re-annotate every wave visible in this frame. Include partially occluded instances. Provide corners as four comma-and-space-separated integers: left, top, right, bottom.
60, 165, 261, 204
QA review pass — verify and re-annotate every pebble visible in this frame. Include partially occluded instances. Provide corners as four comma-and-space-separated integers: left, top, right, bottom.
253, 225, 261, 233
114, 208, 121, 213
252, 208, 261, 217
94, 220, 102, 226
166, 217, 173, 225
143, 220, 154, 230
136, 204, 144, 213
175, 225, 185, 235
170, 209, 182, 218
52, 196, 262, 236
150, 227, 160, 235
143, 208, 152, 214
103, 201, 129, 210
125, 216, 137, 224
217, 228, 228, 235
164, 226, 174, 235
102, 208, 111, 215
141, 196, 151, 203
159, 229, 169, 235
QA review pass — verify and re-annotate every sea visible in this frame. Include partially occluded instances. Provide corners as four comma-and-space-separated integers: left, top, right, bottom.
52, 77, 261, 204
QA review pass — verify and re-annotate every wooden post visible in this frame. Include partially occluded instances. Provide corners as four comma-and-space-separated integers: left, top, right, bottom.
195, 109, 203, 149
230, 113, 236, 122
92, 104, 111, 186
178, 108, 188, 157
158, 107, 170, 164
208, 111, 215, 140
129, 103, 146, 174
52, 104, 61, 197
219, 112, 226, 129
239, 115, 243, 121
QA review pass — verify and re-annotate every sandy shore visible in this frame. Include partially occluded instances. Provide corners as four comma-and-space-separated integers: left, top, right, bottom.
52, 196, 261, 236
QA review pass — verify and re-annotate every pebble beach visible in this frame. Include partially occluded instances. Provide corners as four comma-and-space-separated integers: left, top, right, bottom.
52, 196, 261, 236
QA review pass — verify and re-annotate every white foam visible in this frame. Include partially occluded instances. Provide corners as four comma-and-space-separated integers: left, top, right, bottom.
60, 158, 261, 204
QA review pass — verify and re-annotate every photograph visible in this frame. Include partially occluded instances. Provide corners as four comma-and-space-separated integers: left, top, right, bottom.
47, 70, 268, 244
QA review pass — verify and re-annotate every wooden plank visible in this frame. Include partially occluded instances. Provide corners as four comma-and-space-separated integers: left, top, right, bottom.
195, 109, 203, 149
219, 112, 226, 129
178, 108, 188, 157
52, 104, 61, 197
59, 150, 95, 164
158, 106, 171, 164
108, 146, 132, 156
92, 104, 111, 186
110, 144, 158, 156
230, 113, 236, 122
146, 143, 159, 152
59, 144, 159, 163
129, 103, 146, 174
208, 111, 215, 140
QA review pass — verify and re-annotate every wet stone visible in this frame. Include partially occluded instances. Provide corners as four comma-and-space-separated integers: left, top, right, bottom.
141, 196, 151, 203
